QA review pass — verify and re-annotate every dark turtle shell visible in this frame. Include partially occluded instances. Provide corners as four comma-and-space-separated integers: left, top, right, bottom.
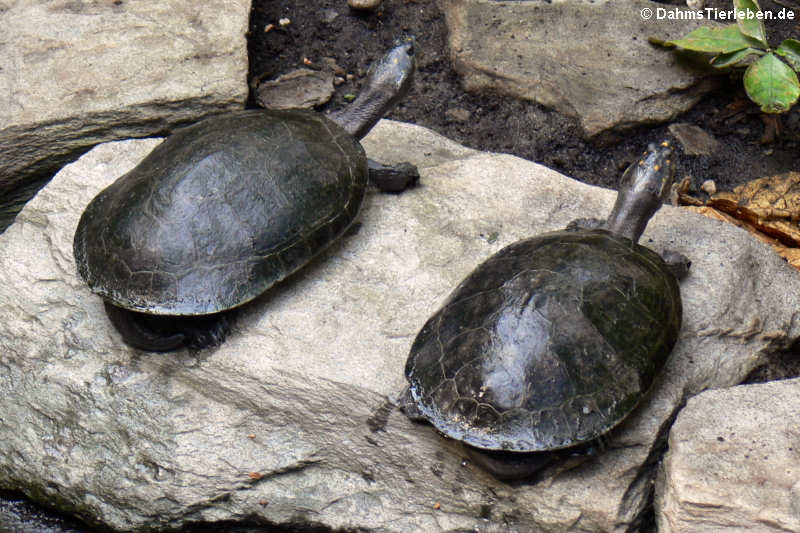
73, 109, 367, 315
405, 228, 682, 452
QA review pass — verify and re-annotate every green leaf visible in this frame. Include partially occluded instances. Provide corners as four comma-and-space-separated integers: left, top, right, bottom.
667, 24, 766, 54
648, 36, 675, 48
743, 53, 800, 113
711, 47, 764, 68
733, 0, 768, 47
776, 39, 800, 71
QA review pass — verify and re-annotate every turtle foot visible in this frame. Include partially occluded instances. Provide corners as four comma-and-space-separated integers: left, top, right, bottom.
566, 218, 606, 231
464, 445, 555, 481
103, 303, 232, 352
398, 386, 426, 421
367, 159, 419, 193
104, 302, 186, 352
662, 249, 691, 280
463, 438, 602, 482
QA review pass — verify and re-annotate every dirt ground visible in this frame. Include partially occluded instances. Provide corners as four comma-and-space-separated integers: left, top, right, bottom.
249, 0, 800, 195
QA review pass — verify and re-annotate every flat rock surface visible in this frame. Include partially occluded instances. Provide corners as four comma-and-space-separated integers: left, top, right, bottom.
443, 0, 718, 138
656, 378, 800, 533
1, 120, 799, 531
0, 0, 249, 229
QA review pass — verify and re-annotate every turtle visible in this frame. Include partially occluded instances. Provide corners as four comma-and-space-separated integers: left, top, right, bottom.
73, 39, 418, 352
402, 141, 688, 480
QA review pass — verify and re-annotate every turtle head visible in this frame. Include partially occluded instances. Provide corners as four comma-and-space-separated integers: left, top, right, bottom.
329, 37, 416, 140
605, 141, 675, 243
364, 37, 416, 107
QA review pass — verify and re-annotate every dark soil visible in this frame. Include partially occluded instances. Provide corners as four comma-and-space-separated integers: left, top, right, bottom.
5, 0, 800, 531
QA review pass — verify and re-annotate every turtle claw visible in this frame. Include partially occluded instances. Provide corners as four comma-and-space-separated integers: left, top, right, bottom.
184, 314, 230, 350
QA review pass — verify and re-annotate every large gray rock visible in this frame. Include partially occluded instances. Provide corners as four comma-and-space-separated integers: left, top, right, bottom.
1, 120, 798, 531
442, 0, 717, 138
656, 379, 800, 533
0, 0, 248, 231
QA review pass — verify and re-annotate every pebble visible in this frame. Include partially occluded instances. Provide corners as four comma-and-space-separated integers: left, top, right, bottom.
347, 0, 382, 11
700, 180, 717, 196
445, 107, 471, 122
320, 8, 339, 23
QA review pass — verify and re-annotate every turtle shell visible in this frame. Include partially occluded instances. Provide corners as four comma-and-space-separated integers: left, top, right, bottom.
73, 109, 367, 315
405, 228, 682, 452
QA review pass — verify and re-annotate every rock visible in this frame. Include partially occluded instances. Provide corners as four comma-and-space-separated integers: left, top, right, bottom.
1, 120, 799, 531
442, 0, 718, 138
669, 123, 722, 156
0, 0, 248, 232
656, 379, 800, 532
254, 69, 336, 109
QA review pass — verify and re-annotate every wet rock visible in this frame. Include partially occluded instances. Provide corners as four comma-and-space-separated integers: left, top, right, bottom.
254, 69, 335, 109
669, 122, 722, 156
0, 0, 248, 232
0, 491, 87, 533
656, 379, 800, 532
442, 0, 718, 138
1, 121, 799, 531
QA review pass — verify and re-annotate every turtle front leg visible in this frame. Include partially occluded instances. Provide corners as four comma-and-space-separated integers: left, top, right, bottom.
367, 159, 419, 193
